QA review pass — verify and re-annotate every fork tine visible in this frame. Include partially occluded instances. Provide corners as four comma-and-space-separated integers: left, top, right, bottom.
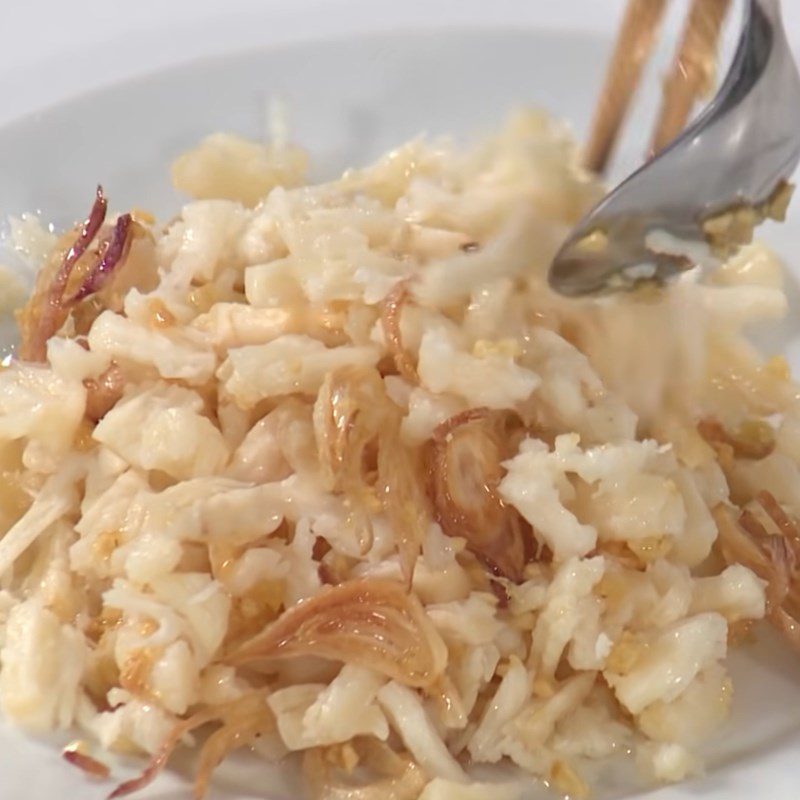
584, 0, 672, 174
650, 0, 733, 155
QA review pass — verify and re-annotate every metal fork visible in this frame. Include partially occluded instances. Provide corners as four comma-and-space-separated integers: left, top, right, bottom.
549, 0, 800, 297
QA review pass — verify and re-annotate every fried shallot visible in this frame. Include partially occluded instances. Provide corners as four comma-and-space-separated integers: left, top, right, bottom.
17, 187, 139, 362
380, 280, 418, 382
226, 579, 447, 688
378, 423, 431, 586
314, 365, 431, 579
62, 741, 110, 780
714, 492, 800, 651
428, 408, 534, 582
108, 689, 274, 800
698, 417, 775, 460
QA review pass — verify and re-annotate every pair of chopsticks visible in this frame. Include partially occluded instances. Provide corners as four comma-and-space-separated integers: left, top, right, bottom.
585, 0, 733, 174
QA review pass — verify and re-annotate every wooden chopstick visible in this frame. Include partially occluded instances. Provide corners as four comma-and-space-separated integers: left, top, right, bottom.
584, 0, 672, 174
650, 0, 733, 155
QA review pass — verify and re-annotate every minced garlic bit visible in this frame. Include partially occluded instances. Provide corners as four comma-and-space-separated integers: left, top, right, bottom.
766, 180, 795, 222
702, 181, 796, 256
702, 206, 760, 256
606, 631, 648, 675
323, 741, 360, 774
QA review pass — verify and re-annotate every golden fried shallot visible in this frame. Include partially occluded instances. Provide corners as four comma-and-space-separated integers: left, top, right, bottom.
314, 365, 431, 578
226, 579, 447, 688
380, 280, 418, 381
714, 495, 800, 651
428, 408, 533, 582
62, 741, 110, 780
378, 423, 431, 585
314, 366, 389, 500
17, 187, 138, 362
698, 417, 775, 460
108, 690, 274, 800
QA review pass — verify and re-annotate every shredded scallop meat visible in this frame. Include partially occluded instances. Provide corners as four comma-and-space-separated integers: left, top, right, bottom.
0, 111, 798, 798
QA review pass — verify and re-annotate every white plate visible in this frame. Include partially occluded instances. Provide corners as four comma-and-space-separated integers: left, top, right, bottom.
1, 11, 799, 800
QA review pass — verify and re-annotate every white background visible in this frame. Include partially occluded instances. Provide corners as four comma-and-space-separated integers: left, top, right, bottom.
3, 0, 799, 128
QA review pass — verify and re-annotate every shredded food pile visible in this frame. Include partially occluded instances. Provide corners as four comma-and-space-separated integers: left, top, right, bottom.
0, 112, 798, 799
